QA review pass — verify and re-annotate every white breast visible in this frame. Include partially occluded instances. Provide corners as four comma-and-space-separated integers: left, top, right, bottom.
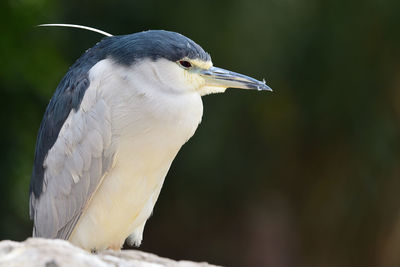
68, 58, 203, 250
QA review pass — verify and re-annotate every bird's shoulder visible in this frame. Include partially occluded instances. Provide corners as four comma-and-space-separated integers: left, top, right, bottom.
30, 47, 103, 199
30, 51, 115, 239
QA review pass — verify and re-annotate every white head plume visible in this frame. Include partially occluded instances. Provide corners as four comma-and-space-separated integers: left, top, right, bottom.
38, 24, 113, 37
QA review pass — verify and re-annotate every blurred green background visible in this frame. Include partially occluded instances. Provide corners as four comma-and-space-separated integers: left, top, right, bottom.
1, 0, 400, 266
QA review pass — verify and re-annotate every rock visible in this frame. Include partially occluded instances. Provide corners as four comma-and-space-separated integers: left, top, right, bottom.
0, 238, 219, 267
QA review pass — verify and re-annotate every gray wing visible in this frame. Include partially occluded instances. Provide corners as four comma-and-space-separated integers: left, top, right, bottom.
30, 84, 114, 240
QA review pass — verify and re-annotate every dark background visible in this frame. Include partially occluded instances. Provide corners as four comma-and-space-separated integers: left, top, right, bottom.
1, 0, 400, 266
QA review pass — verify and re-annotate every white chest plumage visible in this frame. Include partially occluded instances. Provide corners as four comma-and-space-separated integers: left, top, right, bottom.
68, 58, 203, 250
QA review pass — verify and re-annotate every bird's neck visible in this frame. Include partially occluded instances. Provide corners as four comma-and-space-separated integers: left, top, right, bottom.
89, 58, 204, 155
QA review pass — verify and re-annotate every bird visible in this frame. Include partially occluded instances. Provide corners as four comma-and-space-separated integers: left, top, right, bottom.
29, 24, 271, 251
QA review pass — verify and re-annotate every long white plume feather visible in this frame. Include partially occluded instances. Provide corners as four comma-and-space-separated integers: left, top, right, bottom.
38, 24, 113, 37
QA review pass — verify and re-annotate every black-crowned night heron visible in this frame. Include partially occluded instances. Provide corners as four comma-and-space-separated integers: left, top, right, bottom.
29, 24, 271, 251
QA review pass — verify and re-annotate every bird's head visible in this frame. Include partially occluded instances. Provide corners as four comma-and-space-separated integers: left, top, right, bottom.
95, 30, 271, 96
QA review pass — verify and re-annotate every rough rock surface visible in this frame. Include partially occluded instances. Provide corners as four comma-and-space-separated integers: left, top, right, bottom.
0, 238, 219, 267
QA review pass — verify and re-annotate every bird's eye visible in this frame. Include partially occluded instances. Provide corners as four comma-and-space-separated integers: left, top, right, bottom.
178, 60, 192, 69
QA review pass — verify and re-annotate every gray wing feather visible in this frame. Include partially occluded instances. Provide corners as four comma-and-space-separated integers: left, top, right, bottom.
31, 97, 114, 239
